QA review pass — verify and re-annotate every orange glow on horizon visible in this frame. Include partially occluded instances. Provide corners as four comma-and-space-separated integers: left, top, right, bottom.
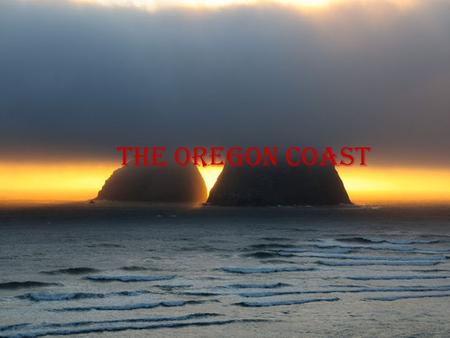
0, 162, 449, 205
337, 166, 450, 204
0, 162, 118, 202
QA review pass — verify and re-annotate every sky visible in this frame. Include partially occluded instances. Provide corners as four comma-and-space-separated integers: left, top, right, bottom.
0, 0, 449, 203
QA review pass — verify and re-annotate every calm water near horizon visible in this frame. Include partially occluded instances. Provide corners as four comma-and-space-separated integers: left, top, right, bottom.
1, 204, 450, 337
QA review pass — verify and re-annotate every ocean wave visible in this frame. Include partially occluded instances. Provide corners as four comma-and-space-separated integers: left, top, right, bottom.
40, 267, 100, 275
336, 237, 375, 244
313, 244, 450, 255
413, 269, 450, 273
234, 297, 340, 307
386, 239, 443, 245
86, 243, 124, 248
51, 300, 205, 312
0, 318, 265, 338
225, 282, 291, 289
347, 275, 450, 281
0, 282, 61, 290
248, 243, 297, 250
238, 285, 450, 298
154, 284, 193, 291
18, 290, 150, 302
18, 292, 104, 302
0, 313, 220, 336
220, 266, 315, 274
363, 293, 450, 302
243, 252, 281, 259
285, 253, 447, 261
179, 291, 223, 296
113, 290, 151, 296
85, 275, 176, 282
180, 283, 292, 296
316, 259, 442, 267
120, 266, 149, 271
336, 237, 442, 245
0, 324, 30, 333
260, 259, 297, 265
260, 237, 293, 242
283, 247, 354, 254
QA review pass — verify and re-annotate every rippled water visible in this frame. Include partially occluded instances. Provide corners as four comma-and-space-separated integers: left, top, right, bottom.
0, 204, 450, 337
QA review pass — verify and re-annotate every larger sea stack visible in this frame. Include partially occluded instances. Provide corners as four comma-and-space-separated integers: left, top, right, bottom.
96, 166, 207, 204
207, 164, 351, 206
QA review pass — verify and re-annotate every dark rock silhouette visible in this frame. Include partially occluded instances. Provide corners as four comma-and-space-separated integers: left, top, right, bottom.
207, 164, 351, 206
96, 165, 207, 204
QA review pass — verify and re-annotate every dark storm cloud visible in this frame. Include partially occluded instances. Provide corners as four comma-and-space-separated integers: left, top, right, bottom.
0, 0, 449, 164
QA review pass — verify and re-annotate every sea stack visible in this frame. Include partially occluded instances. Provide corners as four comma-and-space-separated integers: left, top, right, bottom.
96, 165, 207, 204
207, 164, 351, 206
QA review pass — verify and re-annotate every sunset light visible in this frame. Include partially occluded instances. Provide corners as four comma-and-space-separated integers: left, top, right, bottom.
0, 162, 117, 202
197, 164, 224, 196
338, 166, 450, 204
0, 162, 449, 204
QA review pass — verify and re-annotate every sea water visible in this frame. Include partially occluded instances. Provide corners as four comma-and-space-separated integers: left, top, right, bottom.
0, 204, 449, 337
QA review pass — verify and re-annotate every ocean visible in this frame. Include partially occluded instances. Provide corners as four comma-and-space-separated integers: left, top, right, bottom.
0, 204, 449, 337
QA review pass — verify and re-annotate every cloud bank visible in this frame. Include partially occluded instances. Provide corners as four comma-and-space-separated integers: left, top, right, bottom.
0, 0, 449, 165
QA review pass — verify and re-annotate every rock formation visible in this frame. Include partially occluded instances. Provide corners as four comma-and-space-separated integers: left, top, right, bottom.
96, 165, 207, 204
207, 164, 351, 206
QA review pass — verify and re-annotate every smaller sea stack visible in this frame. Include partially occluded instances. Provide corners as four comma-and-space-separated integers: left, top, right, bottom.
96, 165, 207, 204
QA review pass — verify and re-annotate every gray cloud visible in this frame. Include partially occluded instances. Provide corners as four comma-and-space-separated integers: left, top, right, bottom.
0, 0, 449, 165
